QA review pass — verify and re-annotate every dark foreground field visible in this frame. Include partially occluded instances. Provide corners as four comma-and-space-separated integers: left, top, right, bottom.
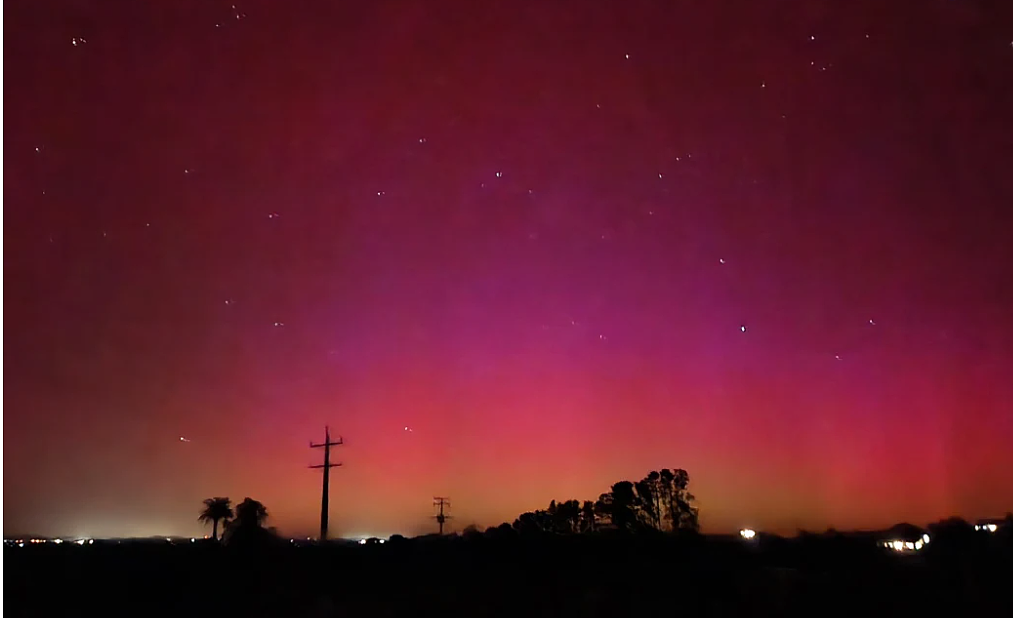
5, 532, 1012, 618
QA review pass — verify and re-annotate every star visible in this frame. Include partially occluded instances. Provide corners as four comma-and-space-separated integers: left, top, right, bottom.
179, 436, 191, 443
740, 325, 747, 333
495, 171, 502, 178
868, 319, 876, 326
719, 258, 726, 264
273, 321, 285, 327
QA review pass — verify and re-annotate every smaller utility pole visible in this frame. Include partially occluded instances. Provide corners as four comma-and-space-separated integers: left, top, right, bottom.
433, 497, 452, 535
309, 426, 343, 541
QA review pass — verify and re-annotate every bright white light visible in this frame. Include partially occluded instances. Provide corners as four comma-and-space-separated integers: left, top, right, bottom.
166, 537, 172, 542
379, 539, 385, 544
904, 542, 914, 550
892, 540, 905, 551
18, 543, 24, 548
76, 539, 86, 545
914, 540, 923, 550
739, 528, 756, 539
53, 539, 63, 544
88, 539, 94, 545
190, 538, 195, 543
988, 524, 998, 532
358, 538, 367, 545
922, 534, 930, 543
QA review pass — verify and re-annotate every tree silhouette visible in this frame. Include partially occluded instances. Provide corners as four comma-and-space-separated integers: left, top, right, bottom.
607, 481, 640, 532
197, 497, 233, 541
511, 468, 699, 537
221, 497, 274, 547
635, 472, 662, 530
512, 510, 549, 534
552, 499, 583, 534
233, 497, 269, 528
580, 500, 596, 533
657, 468, 699, 531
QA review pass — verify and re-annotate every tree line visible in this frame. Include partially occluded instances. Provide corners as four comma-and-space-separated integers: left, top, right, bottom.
198, 467, 699, 542
511, 468, 699, 535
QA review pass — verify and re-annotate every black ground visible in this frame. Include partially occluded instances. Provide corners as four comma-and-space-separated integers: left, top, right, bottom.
5, 531, 1011, 617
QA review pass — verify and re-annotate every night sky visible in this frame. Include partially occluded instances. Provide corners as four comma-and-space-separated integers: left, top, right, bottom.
5, 0, 1013, 540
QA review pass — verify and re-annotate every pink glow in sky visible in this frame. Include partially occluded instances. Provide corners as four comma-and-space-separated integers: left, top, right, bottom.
4, 0, 1013, 539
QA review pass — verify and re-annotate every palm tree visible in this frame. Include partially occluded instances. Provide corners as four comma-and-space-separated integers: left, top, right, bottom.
198, 497, 233, 541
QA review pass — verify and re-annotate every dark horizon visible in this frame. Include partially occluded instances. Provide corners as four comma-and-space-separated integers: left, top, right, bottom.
5, 0, 1013, 539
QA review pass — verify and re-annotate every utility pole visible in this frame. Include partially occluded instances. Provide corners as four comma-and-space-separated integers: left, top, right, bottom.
309, 426, 343, 541
433, 497, 452, 535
